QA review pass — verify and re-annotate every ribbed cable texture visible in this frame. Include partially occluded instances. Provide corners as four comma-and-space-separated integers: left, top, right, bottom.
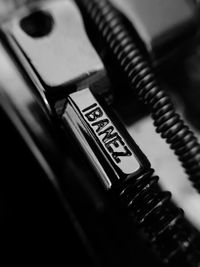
75, 0, 200, 265
116, 168, 200, 266
76, 0, 200, 193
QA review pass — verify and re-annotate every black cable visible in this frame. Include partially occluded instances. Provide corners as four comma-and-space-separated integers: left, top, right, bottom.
75, 0, 200, 192
61, 85, 200, 265
116, 168, 200, 266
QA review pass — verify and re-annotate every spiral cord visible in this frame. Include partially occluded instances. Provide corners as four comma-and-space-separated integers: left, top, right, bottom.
116, 168, 200, 266
76, 0, 200, 192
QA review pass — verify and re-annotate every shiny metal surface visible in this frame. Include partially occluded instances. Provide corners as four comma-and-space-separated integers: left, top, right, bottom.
63, 88, 148, 189
2, 0, 108, 95
0, 35, 106, 267
1, 1, 200, 266
0, 39, 61, 186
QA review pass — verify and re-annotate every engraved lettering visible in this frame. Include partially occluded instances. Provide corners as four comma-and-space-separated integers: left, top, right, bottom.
106, 135, 124, 152
67, 90, 140, 179
91, 119, 109, 133
98, 126, 117, 143
112, 146, 132, 163
105, 135, 132, 163
82, 103, 97, 113
85, 107, 103, 122
83, 103, 133, 165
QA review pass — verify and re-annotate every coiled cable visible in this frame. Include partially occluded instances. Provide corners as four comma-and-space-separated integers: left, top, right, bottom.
76, 0, 200, 192
116, 168, 200, 266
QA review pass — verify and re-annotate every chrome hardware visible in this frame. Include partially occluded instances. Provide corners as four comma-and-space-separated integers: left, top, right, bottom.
0, 38, 60, 183
1, 0, 109, 98
63, 88, 149, 189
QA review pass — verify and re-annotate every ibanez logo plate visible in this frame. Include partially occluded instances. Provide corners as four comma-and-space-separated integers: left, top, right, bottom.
63, 89, 140, 189
82, 103, 132, 164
